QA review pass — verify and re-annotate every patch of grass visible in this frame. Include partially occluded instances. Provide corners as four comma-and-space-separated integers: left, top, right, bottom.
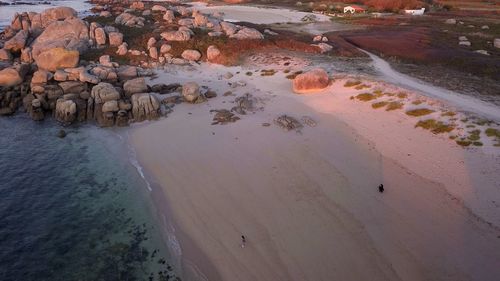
397, 92, 408, 99
373, 89, 383, 97
285, 71, 303, 80
261, 69, 276, 76
412, 100, 423, 105
245, 71, 253, 76
344, 80, 361, 87
485, 128, 500, 138
473, 141, 483, 146
354, 84, 371, 90
441, 111, 456, 117
386, 101, 404, 111
283, 69, 291, 74
415, 119, 455, 134
467, 129, 481, 141
456, 140, 472, 147
406, 108, 434, 117
473, 119, 491, 126
372, 101, 388, 109
355, 93, 376, 102
384, 92, 395, 96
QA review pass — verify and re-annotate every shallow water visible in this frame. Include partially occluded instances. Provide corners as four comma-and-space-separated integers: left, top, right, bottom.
0, 0, 92, 29
0, 115, 180, 281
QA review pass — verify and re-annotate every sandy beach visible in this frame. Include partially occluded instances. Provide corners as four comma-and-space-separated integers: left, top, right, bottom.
130, 60, 500, 281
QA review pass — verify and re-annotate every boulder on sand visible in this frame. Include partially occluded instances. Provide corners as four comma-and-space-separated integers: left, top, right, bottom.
160, 30, 191, 41
91, 82, 120, 103
292, 68, 329, 94
181, 49, 201, 61
230, 27, 264, 40
182, 82, 200, 102
34, 47, 79, 71
207, 45, 221, 62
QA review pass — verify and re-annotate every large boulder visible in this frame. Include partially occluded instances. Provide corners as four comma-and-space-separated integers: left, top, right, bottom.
55, 99, 77, 124
131, 93, 160, 122
94, 27, 107, 45
182, 82, 200, 102
4, 30, 28, 52
0, 68, 22, 87
31, 17, 90, 60
230, 28, 264, 40
40, 7, 77, 27
181, 49, 201, 61
160, 30, 191, 41
124, 77, 148, 97
163, 10, 175, 23
292, 68, 329, 94
207, 45, 221, 62
91, 82, 120, 103
31, 69, 52, 84
34, 47, 79, 71
220, 22, 238, 36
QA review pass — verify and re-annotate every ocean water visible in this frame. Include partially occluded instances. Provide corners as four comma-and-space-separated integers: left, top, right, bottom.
0, 115, 180, 281
0, 0, 92, 29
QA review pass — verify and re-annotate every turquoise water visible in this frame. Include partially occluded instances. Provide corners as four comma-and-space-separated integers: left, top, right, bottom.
0, 115, 180, 281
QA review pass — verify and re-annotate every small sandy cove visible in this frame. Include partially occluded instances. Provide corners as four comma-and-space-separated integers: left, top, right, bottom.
130, 58, 500, 281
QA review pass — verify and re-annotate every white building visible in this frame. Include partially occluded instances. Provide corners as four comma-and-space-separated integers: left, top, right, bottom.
404, 8, 425, 16
344, 5, 365, 14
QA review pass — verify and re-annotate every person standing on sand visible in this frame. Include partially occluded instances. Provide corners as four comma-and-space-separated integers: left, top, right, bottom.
241, 235, 246, 248
378, 184, 384, 193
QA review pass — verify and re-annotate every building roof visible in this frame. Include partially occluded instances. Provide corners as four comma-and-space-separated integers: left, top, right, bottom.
345, 5, 366, 11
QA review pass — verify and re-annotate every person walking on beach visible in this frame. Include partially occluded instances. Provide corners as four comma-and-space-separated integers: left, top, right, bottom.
241, 235, 246, 248
378, 184, 384, 193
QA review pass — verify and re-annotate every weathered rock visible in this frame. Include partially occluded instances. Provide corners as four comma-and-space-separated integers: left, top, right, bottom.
160, 30, 191, 41
20, 47, 33, 63
314, 43, 333, 53
131, 93, 160, 122
230, 28, 264, 40
117, 65, 137, 80
31, 17, 90, 59
40, 7, 77, 27
0, 49, 12, 61
124, 77, 148, 97
54, 70, 69, 81
31, 69, 51, 84
207, 45, 221, 62
0, 68, 22, 87
274, 115, 302, 131
445, 18, 456, 25
149, 47, 159, 59
147, 37, 157, 49
181, 49, 201, 61
116, 110, 129, 127
91, 82, 120, 103
221, 22, 238, 36
100, 11, 112, 17
208, 31, 223, 37
142, 10, 151, 16
210, 109, 240, 125
4, 30, 28, 52
115, 12, 145, 27
182, 82, 200, 102
95, 27, 107, 45
30, 98, 45, 121
160, 44, 172, 54
34, 47, 80, 72
130, 1, 145, 10
194, 13, 209, 27
59, 81, 86, 94
494, 38, 500, 49
163, 10, 175, 23
152, 5, 167, 12
102, 100, 119, 112
79, 71, 100, 84
109, 32, 124, 47
55, 99, 77, 124
116, 42, 128, 56
292, 68, 329, 94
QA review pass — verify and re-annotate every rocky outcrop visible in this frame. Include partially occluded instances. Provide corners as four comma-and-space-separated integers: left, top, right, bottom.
34, 48, 79, 71
40, 7, 77, 27
115, 12, 145, 27
116, 42, 128, 56
221, 22, 238, 36
131, 93, 160, 122
109, 32, 124, 47
0, 49, 13, 61
292, 68, 329, 94
163, 10, 175, 23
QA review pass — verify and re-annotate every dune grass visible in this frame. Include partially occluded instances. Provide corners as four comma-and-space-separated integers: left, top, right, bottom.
415, 119, 455, 134
485, 128, 500, 138
397, 92, 408, 99
355, 84, 371, 90
372, 101, 389, 109
386, 101, 404, 111
344, 80, 361, 87
406, 108, 434, 117
441, 111, 456, 117
261, 69, 276, 76
356, 93, 376, 101
467, 129, 481, 141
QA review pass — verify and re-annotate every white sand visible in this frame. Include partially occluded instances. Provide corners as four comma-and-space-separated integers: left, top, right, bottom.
189, 2, 331, 24
130, 62, 500, 281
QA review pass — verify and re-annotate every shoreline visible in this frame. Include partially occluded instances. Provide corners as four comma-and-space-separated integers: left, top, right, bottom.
129, 62, 500, 281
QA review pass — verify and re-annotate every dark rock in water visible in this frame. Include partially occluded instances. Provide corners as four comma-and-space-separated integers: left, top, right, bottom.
57, 129, 67, 138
